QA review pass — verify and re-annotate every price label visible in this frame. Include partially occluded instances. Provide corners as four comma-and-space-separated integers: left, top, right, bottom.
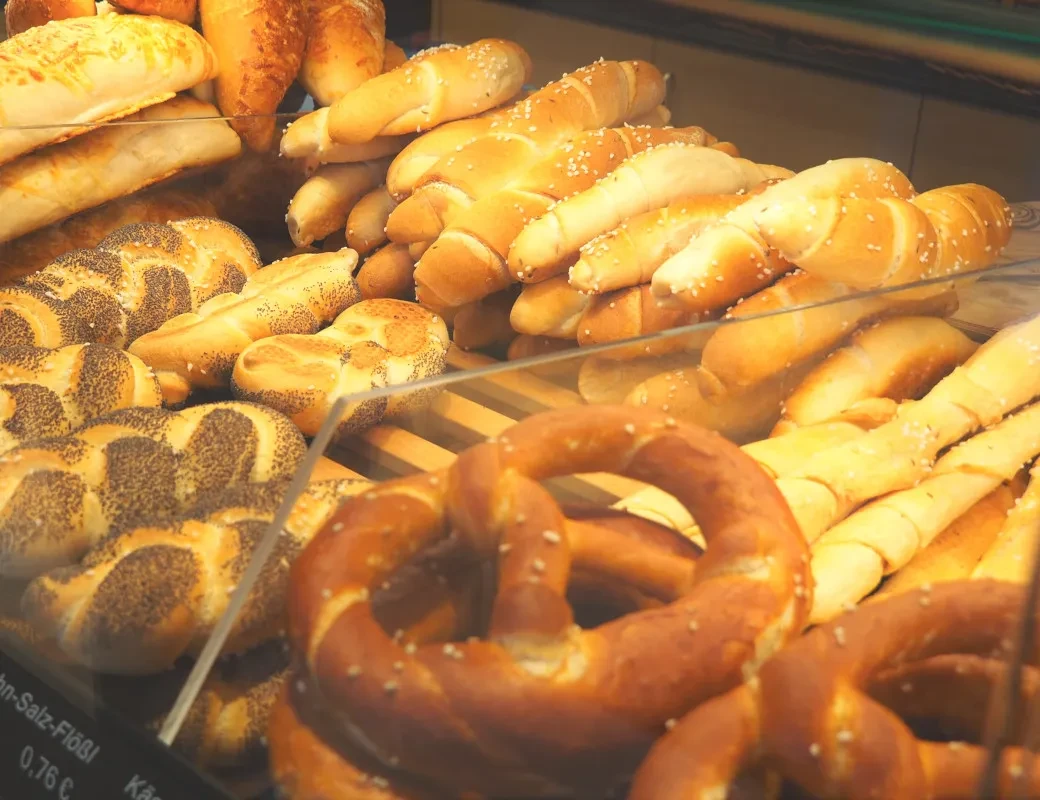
0, 636, 235, 800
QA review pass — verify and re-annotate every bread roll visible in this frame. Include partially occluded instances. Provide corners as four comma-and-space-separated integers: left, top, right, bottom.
300, 0, 386, 107
0, 344, 162, 454
382, 39, 407, 71
973, 461, 1040, 584
507, 335, 574, 361
0, 15, 218, 166
576, 285, 697, 351
281, 107, 413, 164
128, 250, 362, 401
108, 0, 196, 22
356, 243, 415, 300
4, 0, 95, 37
287, 159, 390, 247
231, 299, 449, 438
452, 289, 519, 351
509, 276, 588, 339
347, 185, 396, 255
0, 96, 242, 244
199, 0, 307, 151
578, 352, 693, 406
327, 40, 532, 144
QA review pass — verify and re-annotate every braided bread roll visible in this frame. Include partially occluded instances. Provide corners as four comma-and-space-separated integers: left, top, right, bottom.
287, 159, 391, 247
411, 126, 723, 309
0, 344, 161, 454
327, 40, 533, 144
128, 250, 362, 403
385, 59, 667, 242
0, 401, 306, 579
281, 107, 414, 165
0, 217, 262, 349
23, 477, 366, 674
232, 298, 448, 438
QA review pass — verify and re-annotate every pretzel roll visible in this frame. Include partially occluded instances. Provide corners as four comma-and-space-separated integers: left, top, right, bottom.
508, 275, 588, 339
346, 186, 397, 256
754, 183, 1012, 290
281, 108, 413, 165
299, 0, 386, 107
410, 126, 720, 308
0, 402, 306, 578
23, 478, 366, 674
651, 158, 916, 310
775, 316, 979, 433
451, 289, 519, 351
695, 273, 960, 400
356, 243, 416, 300
288, 160, 391, 247
286, 406, 810, 796
4, 0, 95, 37
128, 250, 361, 402
509, 146, 793, 284
631, 580, 1039, 800
327, 40, 531, 145
107, 0, 195, 22
232, 299, 448, 439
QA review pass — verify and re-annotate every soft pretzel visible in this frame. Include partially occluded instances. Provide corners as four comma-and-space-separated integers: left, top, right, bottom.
287, 160, 391, 247
974, 461, 1040, 583
411, 126, 721, 308
0, 344, 162, 454
754, 182, 1011, 290
327, 40, 532, 144
23, 477, 367, 674
1, 217, 262, 349
0, 401, 306, 579
651, 157, 916, 310
232, 299, 448, 439
285, 405, 810, 796
128, 250, 361, 403
508, 145, 793, 284
385, 59, 666, 241
348, 186, 398, 256
631, 580, 1039, 800
299, 0, 386, 107
773, 315, 978, 434
281, 107, 413, 165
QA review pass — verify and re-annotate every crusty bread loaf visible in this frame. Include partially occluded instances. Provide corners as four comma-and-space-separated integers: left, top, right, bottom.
0, 344, 162, 454
696, 273, 960, 399
128, 250, 362, 402
0, 187, 218, 283
0, 96, 241, 244
452, 289, 519, 351
509, 145, 793, 284
774, 316, 978, 434
1, 217, 261, 350
347, 185, 396, 255
385, 60, 666, 241
0, 401, 306, 578
356, 243, 415, 300
107, 0, 196, 22
327, 40, 532, 145
281, 107, 413, 164
509, 275, 588, 339
0, 15, 218, 166
199, 0, 307, 151
287, 159, 391, 247
412, 126, 721, 309
23, 477, 366, 673
300, 0, 386, 107
4, 0, 95, 37
231, 298, 448, 438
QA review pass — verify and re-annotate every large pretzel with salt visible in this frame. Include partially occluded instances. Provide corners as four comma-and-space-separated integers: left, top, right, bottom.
631, 580, 1040, 799
286, 406, 810, 796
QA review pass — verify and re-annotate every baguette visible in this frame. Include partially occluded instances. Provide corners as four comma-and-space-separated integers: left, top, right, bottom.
299, 0, 386, 107
287, 159, 390, 247
973, 461, 1040, 584
2, 216, 261, 349
356, 243, 416, 300
199, 0, 307, 151
568, 193, 754, 295
128, 250, 362, 402
0, 343, 162, 454
509, 275, 588, 339
4, 0, 95, 36
774, 316, 978, 433
810, 400, 1040, 622
0, 96, 241, 245
280, 107, 413, 164
0, 402, 306, 578
509, 145, 793, 284
651, 158, 917, 310
23, 478, 367, 673
754, 183, 1011, 291
411, 126, 721, 308
451, 289, 519, 351
386, 59, 667, 241
231, 299, 448, 438
695, 273, 960, 399
327, 40, 532, 144
0, 15, 218, 166
347, 185, 396, 255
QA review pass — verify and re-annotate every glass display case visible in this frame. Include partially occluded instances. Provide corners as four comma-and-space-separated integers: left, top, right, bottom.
3, 0, 1040, 796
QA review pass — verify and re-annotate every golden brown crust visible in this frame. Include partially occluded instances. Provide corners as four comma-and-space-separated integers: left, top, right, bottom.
3, 0, 95, 37
108, 0, 196, 22
356, 243, 416, 301
451, 288, 519, 352
299, 0, 386, 107
381, 39, 407, 72
288, 159, 391, 247
347, 185, 396, 256
508, 275, 588, 339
